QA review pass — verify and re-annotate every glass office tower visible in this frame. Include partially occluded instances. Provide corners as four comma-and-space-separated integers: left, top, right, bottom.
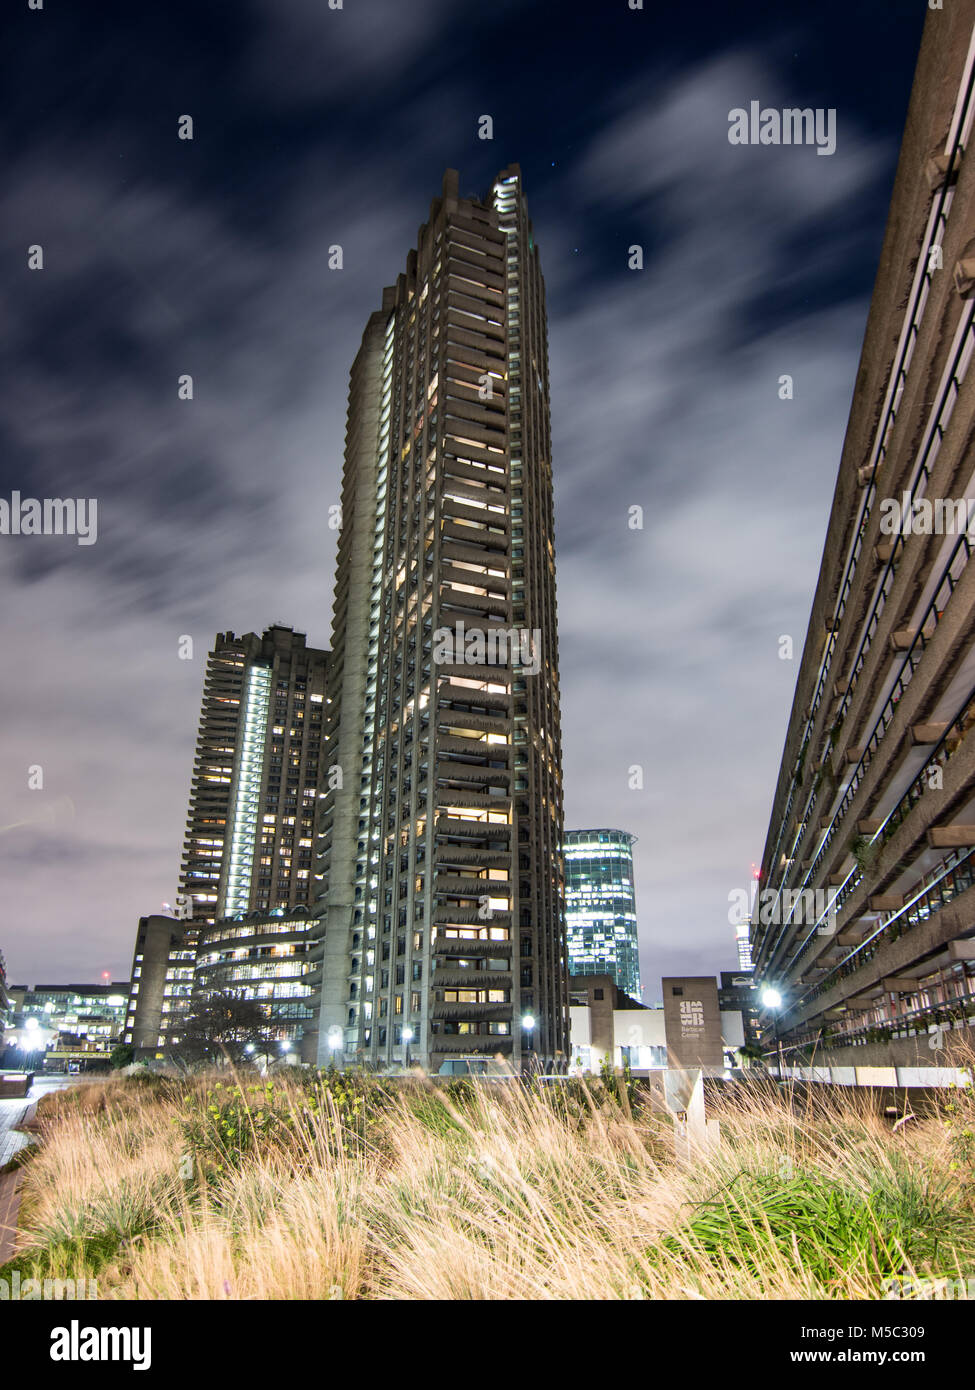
564, 829, 642, 1000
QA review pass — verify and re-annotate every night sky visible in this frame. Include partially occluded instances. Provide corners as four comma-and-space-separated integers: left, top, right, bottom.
1, 0, 929, 995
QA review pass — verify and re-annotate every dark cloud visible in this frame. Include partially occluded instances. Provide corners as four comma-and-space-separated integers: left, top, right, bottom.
0, 0, 924, 994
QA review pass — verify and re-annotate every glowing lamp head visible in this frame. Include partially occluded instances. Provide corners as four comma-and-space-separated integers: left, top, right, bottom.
521, 1013, 536, 1031
761, 988, 782, 1011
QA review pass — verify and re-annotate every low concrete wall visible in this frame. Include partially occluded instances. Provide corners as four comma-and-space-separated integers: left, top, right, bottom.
794, 1022, 975, 1071
0, 1075, 32, 1099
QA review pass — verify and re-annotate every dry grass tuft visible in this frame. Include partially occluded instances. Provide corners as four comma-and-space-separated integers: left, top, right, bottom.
4, 1068, 975, 1300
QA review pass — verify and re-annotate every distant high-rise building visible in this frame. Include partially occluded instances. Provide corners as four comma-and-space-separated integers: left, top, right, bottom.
126, 626, 328, 1052
180, 626, 328, 925
315, 166, 568, 1072
735, 919, 753, 972
564, 829, 642, 999
753, 7, 975, 1069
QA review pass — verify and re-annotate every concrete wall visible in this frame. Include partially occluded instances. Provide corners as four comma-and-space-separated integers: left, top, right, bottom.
570, 986, 743, 1073
662, 976, 724, 1071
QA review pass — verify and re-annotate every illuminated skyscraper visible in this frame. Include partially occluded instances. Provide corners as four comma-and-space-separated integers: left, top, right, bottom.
179, 625, 328, 925
125, 626, 328, 1052
315, 167, 568, 1072
735, 920, 754, 972
564, 829, 642, 1000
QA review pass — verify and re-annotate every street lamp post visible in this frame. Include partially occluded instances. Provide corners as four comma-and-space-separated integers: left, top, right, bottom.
22, 1017, 43, 1074
521, 1013, 536, 1076
760, 988, 784, 1080
402, 1026, 413, 1070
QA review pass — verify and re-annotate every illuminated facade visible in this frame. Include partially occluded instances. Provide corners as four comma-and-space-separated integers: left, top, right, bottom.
564, 829, 642, 1000
735, 920, 754, 972
753, 8, 975, 1071
315, 166, 568, 1072
193, 908, 321, 1057
125, 626, 328, 1051
5, 983, 128, 1071
179, 625, 328, 926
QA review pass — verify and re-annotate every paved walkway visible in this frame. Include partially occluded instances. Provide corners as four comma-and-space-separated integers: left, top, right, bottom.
0, 1097, 33, 1169
0, 1076, 82, 1264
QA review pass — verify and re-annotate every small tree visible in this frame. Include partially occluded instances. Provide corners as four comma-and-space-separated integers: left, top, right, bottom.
180, 991, 277, 1066
109, 1042, 135, 1070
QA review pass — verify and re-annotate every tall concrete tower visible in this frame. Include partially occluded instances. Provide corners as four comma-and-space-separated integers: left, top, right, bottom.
180, 626, 328, 926
316, 167, 568, 1072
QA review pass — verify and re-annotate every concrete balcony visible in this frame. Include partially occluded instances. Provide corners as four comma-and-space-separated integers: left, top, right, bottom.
435, 790, 510, 815
927, 825, 975, 849
431, 1000, 512, 1021
434, 905, 512, 927
437, 684, 510, 711
435, 843, 512, 870
437, 733, 511, 760
430, 1033, 513, 1053
432, 933, 512, 957
435, 873, 511, 896
435, 815, 511, 840
435, 710, 509, 738
431, 968, 512, 989
435, 761, 511, 786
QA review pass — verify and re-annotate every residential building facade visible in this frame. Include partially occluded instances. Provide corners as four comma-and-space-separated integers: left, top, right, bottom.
192, 908, 321, 1060
752, 6, 975, 1071
125, 625, 328, 1051
180, 625, 328, 926
123, 913, 191, 1053
3, 983, 128, 1071
315, 166, 568, 1073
